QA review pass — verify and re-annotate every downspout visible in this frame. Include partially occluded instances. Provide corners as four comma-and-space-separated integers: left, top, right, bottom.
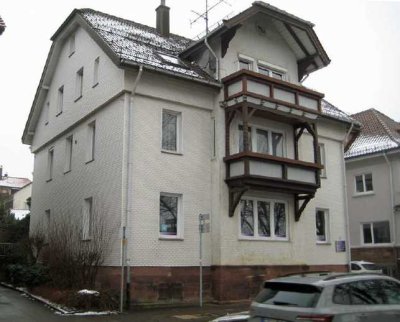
342, 122, 354, 271
120, 65, 144, 312
383, 152, 397, 271
204, 36, 220, 81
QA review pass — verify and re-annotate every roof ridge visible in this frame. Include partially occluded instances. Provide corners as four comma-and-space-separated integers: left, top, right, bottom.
77, 8, 192, 43
371, 109, 400, 145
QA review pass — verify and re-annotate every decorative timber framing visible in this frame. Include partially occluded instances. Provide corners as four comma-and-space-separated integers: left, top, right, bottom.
294, 194, 314, 221
222, 70, 323, 220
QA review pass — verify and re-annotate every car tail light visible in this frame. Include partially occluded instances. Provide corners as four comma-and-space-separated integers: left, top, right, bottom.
296, 315, 334, 322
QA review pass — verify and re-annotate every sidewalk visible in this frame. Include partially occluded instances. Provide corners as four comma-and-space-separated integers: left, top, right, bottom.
121, 302, 250, 322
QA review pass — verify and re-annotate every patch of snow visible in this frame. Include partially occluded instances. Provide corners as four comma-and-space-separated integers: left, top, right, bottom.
77, 289, 99, 296
211, 312, 250, 322
59, 311, 117, 316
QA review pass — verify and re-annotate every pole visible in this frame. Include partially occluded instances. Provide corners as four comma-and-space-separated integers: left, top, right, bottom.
199, 219, 203, 308
120, 227, 126, 312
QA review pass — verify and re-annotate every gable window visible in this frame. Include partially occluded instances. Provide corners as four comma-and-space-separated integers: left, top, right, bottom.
93, 57, 99, 87
316, 209, 329, 243
64, 135, 73, 173
239, 125, 284, 157
355, 173, 373, 194
69, 33, 75, 57
47, 148, 54, 181
82, 197, 93, 240
240, 197, 288, 240
86, 121, 96, 162
75, 67, 83, 100
162, 109, 181, 153
159, 193, 182, 238
318, 143, 327, 178
57, 86, 64, 115
45, 209, 50, 242
257, 62, 286, 80
362, 221, 391, 244
44, 102, 49, 125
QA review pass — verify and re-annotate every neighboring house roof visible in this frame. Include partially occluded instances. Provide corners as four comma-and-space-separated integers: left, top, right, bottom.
10, 209, 30, 220
345, 108, 400, 159
0, 16, 5, 35
0, 177, 31, 189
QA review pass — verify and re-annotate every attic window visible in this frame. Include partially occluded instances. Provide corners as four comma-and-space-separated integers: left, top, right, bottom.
159, 53, 181, 66
69, 34, 75, 57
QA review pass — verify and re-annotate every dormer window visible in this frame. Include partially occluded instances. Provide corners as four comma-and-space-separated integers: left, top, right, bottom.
258, 64, 285, 80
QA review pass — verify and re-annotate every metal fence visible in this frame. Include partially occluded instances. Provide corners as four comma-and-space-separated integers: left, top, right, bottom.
0, 243, 17, 257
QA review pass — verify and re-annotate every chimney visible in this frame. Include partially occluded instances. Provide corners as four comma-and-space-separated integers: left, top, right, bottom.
156, 0, 170, 37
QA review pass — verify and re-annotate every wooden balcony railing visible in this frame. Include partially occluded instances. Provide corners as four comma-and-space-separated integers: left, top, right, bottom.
222, 70, 324, 118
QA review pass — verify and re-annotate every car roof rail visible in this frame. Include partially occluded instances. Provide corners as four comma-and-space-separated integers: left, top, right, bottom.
280, 270, 332, 277
323, 272, 384, 281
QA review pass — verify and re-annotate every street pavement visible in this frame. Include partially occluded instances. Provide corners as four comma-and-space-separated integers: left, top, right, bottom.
0, 285, 249, 322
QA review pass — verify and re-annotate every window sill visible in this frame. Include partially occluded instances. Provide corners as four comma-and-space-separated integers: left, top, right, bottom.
92, 82, 99, 88
56, 111, 62, 117
161, 150, 183, 156
159, 236, 184, 241
316, 241, 331, 245
360, 243, 393, 247
321, 175, 327, 179
85, 159, 94, 165
238, 236, 289, 242
353, 191, 374, 198
74, 95, 82, 103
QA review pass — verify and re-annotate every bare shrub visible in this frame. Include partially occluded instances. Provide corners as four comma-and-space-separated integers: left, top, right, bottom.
45, 205, 116, 289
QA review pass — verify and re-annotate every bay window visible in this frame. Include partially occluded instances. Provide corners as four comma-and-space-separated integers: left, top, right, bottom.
239, 125, 284, 156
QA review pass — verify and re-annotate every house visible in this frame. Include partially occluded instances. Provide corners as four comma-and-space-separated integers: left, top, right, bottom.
10, 182, 31, 219
345, 108, 400, 276
22, 1, 358, 303
0, 167, 31, 211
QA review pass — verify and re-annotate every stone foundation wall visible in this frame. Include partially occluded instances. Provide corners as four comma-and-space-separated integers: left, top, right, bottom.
97, 264, 348, 304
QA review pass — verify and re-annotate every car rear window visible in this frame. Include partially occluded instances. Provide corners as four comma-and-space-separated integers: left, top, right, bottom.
362, 263, 379, 270
333, 279, 400, 305
255, 282, 322, 308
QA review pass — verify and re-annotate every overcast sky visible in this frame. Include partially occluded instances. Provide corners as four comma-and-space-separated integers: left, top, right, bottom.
1, 0, 399, 179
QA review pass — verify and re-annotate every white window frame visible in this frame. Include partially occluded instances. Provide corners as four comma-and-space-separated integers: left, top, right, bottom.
64, 135, 73, 173
238, 196, 289, 241
57, 86, 64, 116
361, 221, 391, 245
75, 67, 83, 100
47, 147, 54, 181
159, 192, 183, 240
257, 59, 287, 81
69, 33, 75, 57
318, 143, 327, 178
86, 121, 96, 163
354, 173, 374, 195
238, 123, 286, 157
238, 54, 255, 71
93, 57, 99, 87
82, 197, 93, 240
316, 208, 330, 244
161, 109, 182, 154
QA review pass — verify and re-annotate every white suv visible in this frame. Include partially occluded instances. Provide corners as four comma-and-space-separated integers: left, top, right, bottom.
249, 272, 400, 322
350, 261, 383, 274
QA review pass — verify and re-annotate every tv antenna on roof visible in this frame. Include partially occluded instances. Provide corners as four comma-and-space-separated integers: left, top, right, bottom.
190, 0, 232, 35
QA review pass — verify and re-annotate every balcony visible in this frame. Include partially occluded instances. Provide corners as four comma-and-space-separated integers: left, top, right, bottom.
222, 69, 324, 121
222, 70, 324, 220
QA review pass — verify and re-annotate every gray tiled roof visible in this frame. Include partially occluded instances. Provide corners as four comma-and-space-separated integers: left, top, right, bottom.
345, 108, 400, 159
79, 9, 215, 83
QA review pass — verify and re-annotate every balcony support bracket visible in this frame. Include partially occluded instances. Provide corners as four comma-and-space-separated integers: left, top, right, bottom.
229, 187, 248, 217
294, 194, 314, 221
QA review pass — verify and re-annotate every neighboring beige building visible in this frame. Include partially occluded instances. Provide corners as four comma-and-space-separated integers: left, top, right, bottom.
23, 1, 358, 303
10, 182, 31, 219
345, 108, 400, 276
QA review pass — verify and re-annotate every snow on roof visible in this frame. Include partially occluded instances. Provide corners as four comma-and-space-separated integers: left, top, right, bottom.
0, 16, 5, 35
0, 177, 31, 189
10, 209, 30, 220
79, 9, 215, 83
321, 100, 358, 125
345, 108, 400, 159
